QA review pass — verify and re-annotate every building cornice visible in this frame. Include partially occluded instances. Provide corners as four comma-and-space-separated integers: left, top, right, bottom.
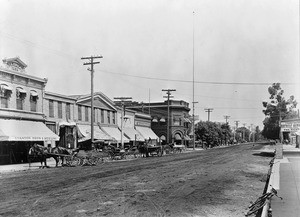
0, 66, 48, 84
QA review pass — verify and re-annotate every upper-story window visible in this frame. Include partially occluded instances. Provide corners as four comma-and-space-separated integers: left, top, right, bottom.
78, 105, 82, 121
66, 103, 71, 120
16, 87, 26, 110
30, 90, 38, 112
49, 100, 54, 117
112, 112, 116, 124
107, 110, 110, 124
85, 106, 89, 122
0, 84, 12, 108
57, 102, 62, 118
93, 108, 96, 123
101, 109, 104, 123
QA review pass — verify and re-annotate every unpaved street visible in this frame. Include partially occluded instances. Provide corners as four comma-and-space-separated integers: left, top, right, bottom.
0, 143, 274, 217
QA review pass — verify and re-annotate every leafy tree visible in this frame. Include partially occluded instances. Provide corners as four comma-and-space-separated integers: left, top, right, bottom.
195, 121, 233, 147
262, 83, 297, 139
236, 127, 251, 142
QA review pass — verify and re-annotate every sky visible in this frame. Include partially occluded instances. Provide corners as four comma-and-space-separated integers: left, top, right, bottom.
0, 0, 299, 130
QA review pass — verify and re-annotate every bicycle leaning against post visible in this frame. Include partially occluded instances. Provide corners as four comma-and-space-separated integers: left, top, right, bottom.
245, 186, 283, 216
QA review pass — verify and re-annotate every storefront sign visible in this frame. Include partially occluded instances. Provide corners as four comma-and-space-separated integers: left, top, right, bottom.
135, 121, 150, 127
11, 136, 59, 141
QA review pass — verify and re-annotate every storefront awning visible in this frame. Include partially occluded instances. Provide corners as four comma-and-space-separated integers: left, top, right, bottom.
160, 135, 166, 141
0, 120, 59, 141
77, 124, 112, 142
59, 121, 77, 127
101, 126, 129, 143
0, 84, 12, 91
184, 135, 191, 141
123, 128, 144, 141
174, 134, 182, 140
135, 126, 158, 140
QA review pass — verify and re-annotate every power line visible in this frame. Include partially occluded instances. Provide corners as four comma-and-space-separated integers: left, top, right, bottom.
97, 69, 299, 86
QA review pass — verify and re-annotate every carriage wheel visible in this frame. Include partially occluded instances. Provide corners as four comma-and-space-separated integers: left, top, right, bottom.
68, 156, 81, 167
65, 156, 73, 167
88, 156, 99, 165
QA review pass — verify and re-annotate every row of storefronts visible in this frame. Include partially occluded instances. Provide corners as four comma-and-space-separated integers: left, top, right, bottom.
0, 57, 161, 164
280, 118, 300, 147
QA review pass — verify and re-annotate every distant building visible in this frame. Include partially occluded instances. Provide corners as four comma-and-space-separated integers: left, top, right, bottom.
280, 118, 300, 145
129, 100, 191, 145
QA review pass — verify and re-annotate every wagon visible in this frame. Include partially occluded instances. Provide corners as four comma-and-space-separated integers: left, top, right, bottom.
62, 149, 108, 166
147, 144, 163, 157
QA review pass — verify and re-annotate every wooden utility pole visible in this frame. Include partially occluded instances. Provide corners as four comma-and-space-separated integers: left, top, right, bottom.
162, 89, 176, 144
204, 108, 213, 121
114, 97, 132, 149
224, 115, 230, 145
81, 55, 103, 149
234, 120, 239, 142
224, 115, 230, 124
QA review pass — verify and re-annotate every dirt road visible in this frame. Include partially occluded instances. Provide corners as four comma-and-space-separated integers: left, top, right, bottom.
0, 143, 274, 217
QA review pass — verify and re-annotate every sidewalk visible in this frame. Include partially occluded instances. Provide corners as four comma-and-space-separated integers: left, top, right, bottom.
270, 144, 300, 217
0, 158, 57, 173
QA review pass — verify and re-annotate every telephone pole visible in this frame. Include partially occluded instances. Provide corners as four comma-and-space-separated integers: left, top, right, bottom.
81, 55, 103, 149
162, 89, 176, 144
224, 115, 230, 124
204, 108, 213, 121
114, 97, 132, 149
224, 115, 230, 145
234, 121, 239, 142
243, 123, 246, 141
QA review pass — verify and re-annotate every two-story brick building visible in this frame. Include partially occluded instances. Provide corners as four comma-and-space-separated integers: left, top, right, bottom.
0, 57, 59, 164
129, 100, 191, 145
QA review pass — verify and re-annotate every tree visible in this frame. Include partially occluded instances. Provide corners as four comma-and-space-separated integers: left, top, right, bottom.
262, 83, 297, 139
195, 121, 233, 147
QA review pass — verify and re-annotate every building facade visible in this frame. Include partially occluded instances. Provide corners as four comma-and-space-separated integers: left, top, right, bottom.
0, 57, 59, 164
129, 100, 191, 145
280, 118, 300, 146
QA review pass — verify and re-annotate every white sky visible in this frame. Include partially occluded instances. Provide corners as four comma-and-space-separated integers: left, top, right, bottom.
0, 0, 299, 129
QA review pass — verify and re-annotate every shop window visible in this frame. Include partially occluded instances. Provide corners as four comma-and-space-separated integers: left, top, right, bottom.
66, 103, 71, 120
85, 106, 89, 121
78, 105, 82, 121
101, 109, 104, 123
16, 87, 26, 110
49, 100, 54, 117
58, 102, 62, 118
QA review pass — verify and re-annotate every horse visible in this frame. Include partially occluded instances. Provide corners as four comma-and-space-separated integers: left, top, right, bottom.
136, 143, 149, 157
51, 146, 79, 166
28, 144, 60, 168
